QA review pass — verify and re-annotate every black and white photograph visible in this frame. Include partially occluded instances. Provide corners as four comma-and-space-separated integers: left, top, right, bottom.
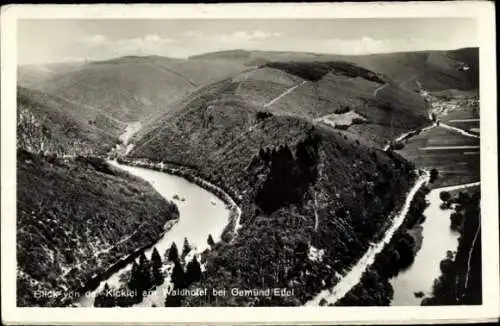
1, 2, 498, 325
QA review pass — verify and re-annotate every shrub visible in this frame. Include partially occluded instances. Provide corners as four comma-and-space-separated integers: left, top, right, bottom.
439, 191, 451, 203
430, 169, 439, 183
392, 142, 405, 150
450, 212, 464, 231
334, 106, 350, 114
256, 111, 274, 121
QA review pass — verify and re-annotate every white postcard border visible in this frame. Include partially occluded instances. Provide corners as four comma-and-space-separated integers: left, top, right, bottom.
1, 2, 498, 325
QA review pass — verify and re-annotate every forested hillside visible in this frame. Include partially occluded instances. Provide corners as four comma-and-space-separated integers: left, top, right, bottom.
16, 82, 180, 307
130, 108, 417, 305
17, 86, 122, 156
15, 46, 479, 307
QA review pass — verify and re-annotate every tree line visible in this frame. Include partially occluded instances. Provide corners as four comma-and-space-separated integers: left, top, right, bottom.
94, 235, 212, 307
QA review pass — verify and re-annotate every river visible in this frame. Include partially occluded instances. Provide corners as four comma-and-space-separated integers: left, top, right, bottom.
390, 181, 480, 305
77, 161, 232, 307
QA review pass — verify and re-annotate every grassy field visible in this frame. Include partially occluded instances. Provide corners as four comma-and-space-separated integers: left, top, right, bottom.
396, 89, 480, 188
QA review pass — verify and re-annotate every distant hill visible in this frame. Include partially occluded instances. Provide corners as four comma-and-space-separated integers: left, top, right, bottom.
190, 48, 479, 91
334, 48, 479, 91
18, 48, 476, 128
18, 62, 85, 90
19, 56, 248, 123
131, 59, 429, 150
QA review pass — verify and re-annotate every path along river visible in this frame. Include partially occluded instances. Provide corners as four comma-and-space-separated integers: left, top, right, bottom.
78, 161, 232, 307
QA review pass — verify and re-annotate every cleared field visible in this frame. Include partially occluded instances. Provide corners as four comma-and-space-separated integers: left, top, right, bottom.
397, 126, 480, 188
402, 127, 478, 148
317, 111, 367, 129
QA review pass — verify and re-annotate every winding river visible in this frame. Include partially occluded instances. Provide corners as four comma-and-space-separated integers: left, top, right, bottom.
390, 181, 480, 305
78, 161, 232, 307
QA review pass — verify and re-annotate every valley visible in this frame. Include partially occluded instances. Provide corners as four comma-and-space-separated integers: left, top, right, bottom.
16, 47, 481, 307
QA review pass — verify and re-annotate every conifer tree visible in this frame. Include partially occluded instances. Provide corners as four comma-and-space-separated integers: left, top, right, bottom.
138, 252, 152, 291
185, 255, 202, 285
181, 237, 191, 260
167, 242, 179, 262
171, 260, 185, 290
128, 261, 140, 292
151, 247, 163, 285
207, 234, 215, 247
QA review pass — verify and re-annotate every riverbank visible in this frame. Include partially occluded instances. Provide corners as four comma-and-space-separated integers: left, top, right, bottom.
70, 219, 179, 306
307, 170, 430, 306
115, 157, 242, 240
421, 186, 481, 305
77, 159, 238, 307
389, 181, 481, 305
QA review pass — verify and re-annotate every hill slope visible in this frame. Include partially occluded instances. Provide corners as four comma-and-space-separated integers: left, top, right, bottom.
20, 56, 248, 123
125, 60, 427, 305
17, 151, 179, 307
17, 86, 123, 156
16, 83, 180, 307
131, 60, 429, 152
